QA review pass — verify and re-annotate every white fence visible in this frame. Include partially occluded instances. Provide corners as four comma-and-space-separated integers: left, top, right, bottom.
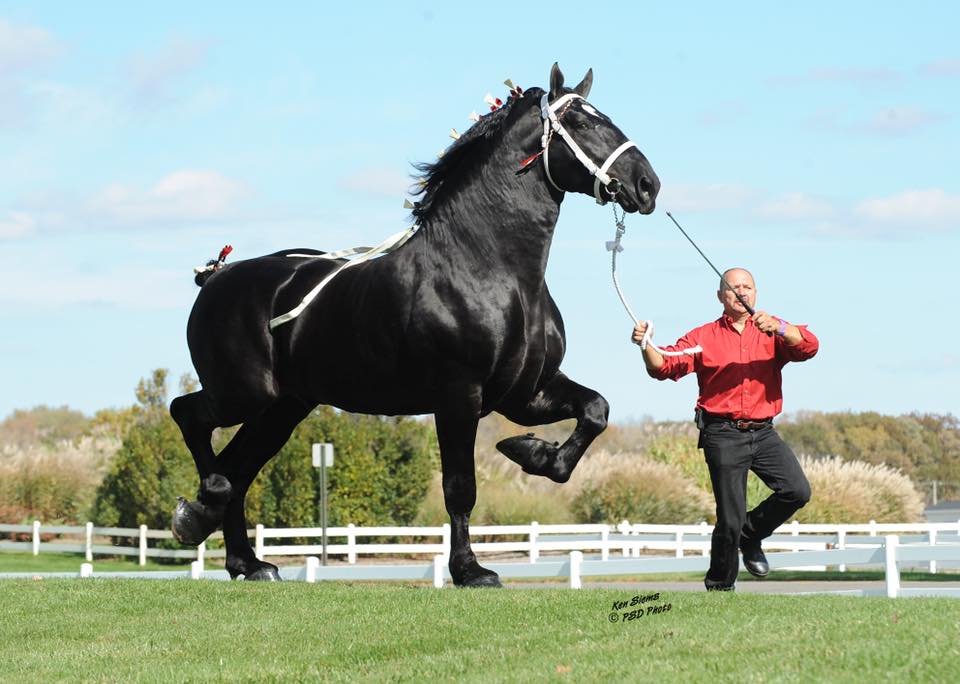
4, 519, 960, 575
4, 534, 960, 598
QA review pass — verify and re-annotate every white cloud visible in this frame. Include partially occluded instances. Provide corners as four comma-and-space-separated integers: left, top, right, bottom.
88, 170, 251, 224
0, 263, 189, 309
857, 107, 945, 136
805, 105, 944, 137
338, 167, 413, 198
769, 66, 901, 87
3, 170, 252, 237
855, 188, 960, 226
126, 37, 209, 108
0, 211, 36, 239
919, 59, 960, 77
656, 183, 755, 212
753, 193, 836, 221
696, 102, 746, 126
0, 19, 60, 74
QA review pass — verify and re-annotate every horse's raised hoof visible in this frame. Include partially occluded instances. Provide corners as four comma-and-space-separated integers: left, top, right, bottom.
496, 434, 566, 483
171, 497, 223, 546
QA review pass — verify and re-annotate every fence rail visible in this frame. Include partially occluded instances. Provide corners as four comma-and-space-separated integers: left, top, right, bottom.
3, 519, 960, 574
4, 534, 959, 599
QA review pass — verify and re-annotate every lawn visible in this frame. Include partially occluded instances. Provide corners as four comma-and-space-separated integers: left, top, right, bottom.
1, 579, 958, 682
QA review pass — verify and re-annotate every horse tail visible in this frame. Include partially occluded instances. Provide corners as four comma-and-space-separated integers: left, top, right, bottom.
193, 245, 233, 287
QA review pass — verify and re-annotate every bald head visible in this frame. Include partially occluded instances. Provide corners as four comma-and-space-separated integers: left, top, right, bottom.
719, 268, 755, 292
717, 267, 757, 318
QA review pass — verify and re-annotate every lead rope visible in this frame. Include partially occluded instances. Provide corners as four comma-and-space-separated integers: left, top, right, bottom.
607, 205, 702, 357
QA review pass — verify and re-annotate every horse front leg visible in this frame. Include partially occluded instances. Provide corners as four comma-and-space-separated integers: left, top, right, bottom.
435, 389, 502, 588
496, 371, 609, 483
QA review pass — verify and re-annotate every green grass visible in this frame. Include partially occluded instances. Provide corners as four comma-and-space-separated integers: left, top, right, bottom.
1, 581, 958, 682
0, 551, 189, 573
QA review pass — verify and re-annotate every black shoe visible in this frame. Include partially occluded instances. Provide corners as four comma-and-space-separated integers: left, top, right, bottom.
740, 541, 769, 578
704, 579, 735, 592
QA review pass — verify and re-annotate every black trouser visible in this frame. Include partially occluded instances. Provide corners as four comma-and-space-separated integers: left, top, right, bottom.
698, 421, 811, 588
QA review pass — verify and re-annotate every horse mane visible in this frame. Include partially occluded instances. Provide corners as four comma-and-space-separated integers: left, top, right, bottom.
410, 88, 542, 224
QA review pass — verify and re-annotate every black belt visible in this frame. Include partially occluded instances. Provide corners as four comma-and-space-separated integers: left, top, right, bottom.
700, 411, 772, 431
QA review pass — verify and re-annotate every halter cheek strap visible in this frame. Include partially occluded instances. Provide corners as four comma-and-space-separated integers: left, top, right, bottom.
539, 93, 637, 204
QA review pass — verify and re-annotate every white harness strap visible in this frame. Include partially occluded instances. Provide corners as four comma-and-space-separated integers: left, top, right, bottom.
539, 93, 637, 204
268, 227, 416, 330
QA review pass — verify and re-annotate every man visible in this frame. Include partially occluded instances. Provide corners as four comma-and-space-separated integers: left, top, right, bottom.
631, 268, 819, 591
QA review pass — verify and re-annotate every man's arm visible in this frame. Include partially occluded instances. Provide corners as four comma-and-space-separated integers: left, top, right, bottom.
631, 322, 697, 380
753, 311, 819, 360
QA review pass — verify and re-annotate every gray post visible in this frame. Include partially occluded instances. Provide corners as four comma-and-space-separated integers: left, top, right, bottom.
312, 443, 334, 566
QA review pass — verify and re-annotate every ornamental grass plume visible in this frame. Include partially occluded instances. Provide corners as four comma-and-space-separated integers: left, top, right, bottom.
569, 450, 713, 524
0, 436, 117, 523
792, 455, 925, 523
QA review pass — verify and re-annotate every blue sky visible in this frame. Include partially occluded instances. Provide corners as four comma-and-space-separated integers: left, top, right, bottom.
1, 2, 958, 423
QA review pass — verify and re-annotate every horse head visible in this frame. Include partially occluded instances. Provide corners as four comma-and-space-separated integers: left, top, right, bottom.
529, 63, 660, 215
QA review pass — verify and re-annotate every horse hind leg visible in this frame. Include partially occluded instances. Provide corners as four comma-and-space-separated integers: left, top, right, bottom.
496, 372, 609, 484
169, 391, 235, 545
213, 396, 312, 581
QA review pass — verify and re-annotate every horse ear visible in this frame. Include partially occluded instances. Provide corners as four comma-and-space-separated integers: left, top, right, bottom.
549, 62, 565, 99
573, 68, 593, 99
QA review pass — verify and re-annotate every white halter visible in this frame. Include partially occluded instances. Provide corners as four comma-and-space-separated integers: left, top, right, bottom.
539, 92, 637, 204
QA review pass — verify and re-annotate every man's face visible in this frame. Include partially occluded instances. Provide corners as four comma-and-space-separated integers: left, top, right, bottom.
717, 269, 756, 317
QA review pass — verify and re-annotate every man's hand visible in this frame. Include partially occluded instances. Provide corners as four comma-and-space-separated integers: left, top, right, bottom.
752, 311, 780, 335
631, 322, 649, 346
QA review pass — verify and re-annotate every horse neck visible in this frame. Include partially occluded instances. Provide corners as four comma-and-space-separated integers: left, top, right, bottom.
416, 125, 561, 284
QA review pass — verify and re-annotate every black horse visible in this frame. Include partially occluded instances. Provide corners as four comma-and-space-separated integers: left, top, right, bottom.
170, 64, 660, 586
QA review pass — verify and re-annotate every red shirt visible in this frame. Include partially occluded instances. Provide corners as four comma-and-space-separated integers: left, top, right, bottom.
648, 315, 819, 420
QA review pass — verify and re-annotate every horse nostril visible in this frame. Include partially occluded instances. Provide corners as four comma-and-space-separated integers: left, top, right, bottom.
639, 175, 654, 193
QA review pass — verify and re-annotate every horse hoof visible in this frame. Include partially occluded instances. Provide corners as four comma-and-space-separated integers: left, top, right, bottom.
461, 573, 502, 588
171, 497, 222, 546
245, 564, 281, 582
496, 435, 564, 482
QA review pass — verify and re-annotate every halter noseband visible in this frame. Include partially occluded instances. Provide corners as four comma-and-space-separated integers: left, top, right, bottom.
539, 92, 637, 204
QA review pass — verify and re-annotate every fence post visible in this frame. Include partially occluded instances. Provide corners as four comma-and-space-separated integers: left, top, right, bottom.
84, 522, 93, 562
869, 519, 877, 537
675, 531, 684, 559
197, 541, 205, 572
837, 528, 847, 573
619, 520, 630, 557
80, 562, 93, 578
433, 555, 446, 588
884, 535, 900, 599
700, 522, 710, 557
190, 560, 202, 579
305, 556, 319, 583
601, 527, 609, 562
569, 551, 582, 589
32, 520, 40, 556
347, 523, 356, 564
791, 520, 800, 552
255, 524, 265, 558
929, 529, 937, 575
139, 524, 147, 566
442, 523, 451, 559
529, 521, 539, 563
